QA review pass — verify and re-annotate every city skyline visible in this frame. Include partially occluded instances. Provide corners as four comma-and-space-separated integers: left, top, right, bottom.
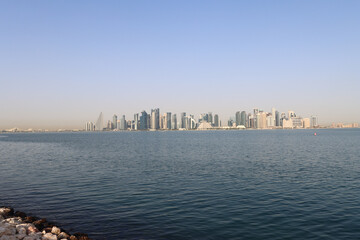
1, 1, 360, 129
85, 107, 323, 132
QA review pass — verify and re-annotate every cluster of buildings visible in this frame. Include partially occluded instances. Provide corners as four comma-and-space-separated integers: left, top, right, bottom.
85, 108, 321, 131
330, 122, 359, 128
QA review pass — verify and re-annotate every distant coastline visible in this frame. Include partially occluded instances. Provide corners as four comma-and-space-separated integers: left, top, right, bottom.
1, 126, 359, 134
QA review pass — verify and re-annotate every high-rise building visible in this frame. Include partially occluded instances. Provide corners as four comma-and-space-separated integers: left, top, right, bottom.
106, 120, 112, 130
235, 111, 241, 126
288, 110, 296, 118
166, 112, 171, 129
95, 112, 104, 131
282, 118, 293, 128
134, 113, 139, 130
139, 111, 148, 130
255, 113, 261, 129
275, 111, 280, 127
112, 114, 118, 130
271, 108, 276, 127
120, 115, 127, 130
180, 112, 186, 129
160, 113, 166, 129
311, 116, 318, 128
240, 111, 246, 126
151, 108, 160, 130
214, 114, 219, 127
172, 114, 177, 129
303, 118, 310, 128
258, 112, 267, 129
208, 112, 213, 124
85, 122, 94, 131
291, 117, 303, 128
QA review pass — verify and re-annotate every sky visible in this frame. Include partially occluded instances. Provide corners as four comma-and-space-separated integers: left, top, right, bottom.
0, 0, 359, 129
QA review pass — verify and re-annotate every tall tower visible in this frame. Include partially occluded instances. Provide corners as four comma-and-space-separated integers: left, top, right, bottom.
235, 111, 241, 126
275, 111, 280, 127
172, 114, 177, 129
140, 111, 148, 130
208, 112, 213, 124
113, 114, 118, 130
166, 112, 172, 130
214, 114, 219, 127
151, 108, 160, 130
134, 113, 139, 130
120, 115, 127, 130
240, 111, 246, 127
271, 108, 276, 127
95, 112, 104, 131
180, 112, 186, 128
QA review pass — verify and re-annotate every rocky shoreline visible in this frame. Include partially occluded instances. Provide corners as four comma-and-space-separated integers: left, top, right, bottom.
0, 207, 91, 240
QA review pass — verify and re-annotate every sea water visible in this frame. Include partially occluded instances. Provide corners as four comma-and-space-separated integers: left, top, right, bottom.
0, 129, 359, 239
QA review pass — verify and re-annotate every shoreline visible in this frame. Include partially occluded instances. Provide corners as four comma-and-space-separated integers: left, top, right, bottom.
0, 207, 90, 240
1, 127, 359, 134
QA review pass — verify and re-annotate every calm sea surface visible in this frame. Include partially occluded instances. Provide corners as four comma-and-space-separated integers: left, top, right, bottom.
0, 129, 359, 239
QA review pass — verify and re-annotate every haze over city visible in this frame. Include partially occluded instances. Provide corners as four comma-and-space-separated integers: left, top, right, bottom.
1, 0, 359, 130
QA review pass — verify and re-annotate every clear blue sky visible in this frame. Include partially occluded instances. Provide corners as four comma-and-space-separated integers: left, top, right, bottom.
1, 0, 359, 129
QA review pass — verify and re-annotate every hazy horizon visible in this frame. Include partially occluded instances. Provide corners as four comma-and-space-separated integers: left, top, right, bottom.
1, 1, 359, 130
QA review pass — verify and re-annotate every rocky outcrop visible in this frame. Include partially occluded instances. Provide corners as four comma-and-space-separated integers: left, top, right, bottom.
0, 207, 91, 240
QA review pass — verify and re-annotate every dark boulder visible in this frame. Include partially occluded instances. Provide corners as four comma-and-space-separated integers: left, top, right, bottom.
74, 232, 91, 240
14, 211, 27, 219
24, 216, 37, 223
33, 218, 47, 231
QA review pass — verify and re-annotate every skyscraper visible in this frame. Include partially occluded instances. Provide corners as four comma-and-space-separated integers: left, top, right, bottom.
240, 111, 246, 127
275, 111, 280, 127
172, 114, 177, 129
311, 116, 318, 128
139, 111, 148, 130
151, 108, 160, 130
208, 112, 213, 124
271, 108, 276, 127
134, 113, 139, 130
85, 122, 94, 131
235, 111, 241, 126
180, 112, 186, 129
214, 114, 219, 127
166, 112, 171, 129
95, 112, 104, 131
120, 115, 127, 130
112, 114, 118, 130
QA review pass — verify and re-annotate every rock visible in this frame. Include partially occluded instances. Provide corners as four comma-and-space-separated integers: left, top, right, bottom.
57, 232, 69, 239
4, 218, 22, 225
28, 232, 42, 239
32, 219, 47, 231
43, 228, 52, 233
15, 233, 26, 239
0, 226, 16, 236
24, 217, 36, 223
69, 236, 77, 240
23, 237, 37, 240
14, 213, 26, 219
0, 208, 14, 218
27, 226, 38, 234
41, 233, 57, 240
0, 235, 17, 240
50, 227, 60, 236
73, 233, 89, 240
16, 227, 26, 235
